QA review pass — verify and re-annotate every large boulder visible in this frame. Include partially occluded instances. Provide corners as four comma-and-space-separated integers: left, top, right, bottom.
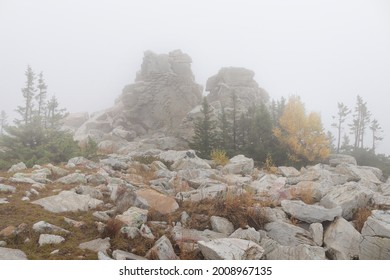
281, 200, 342, 223
328, 154, 357, 167
359, 210, 390, 259
324, 217, 362, 260
264, 221, 315, 246
198, 238, 264, 260
32, 191, 104, 213
145, 235, 178, 260
135, 188, 179, 215
222, 155, 254, 175
265, 244, 326, 260
0, 247, 28, 260
320, 183, 373, 220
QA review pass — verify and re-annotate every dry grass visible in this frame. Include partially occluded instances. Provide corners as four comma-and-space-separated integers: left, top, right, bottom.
353, 207, 372, 232
211, 149, 229, 167
263, 154, 278, 174
289, 186, 315, 205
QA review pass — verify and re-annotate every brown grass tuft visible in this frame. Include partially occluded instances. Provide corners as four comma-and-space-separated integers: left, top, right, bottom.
353, 207, 372, 232
102, 219, 124, 238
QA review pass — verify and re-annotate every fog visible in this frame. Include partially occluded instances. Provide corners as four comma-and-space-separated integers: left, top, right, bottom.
1, 0, 390, 154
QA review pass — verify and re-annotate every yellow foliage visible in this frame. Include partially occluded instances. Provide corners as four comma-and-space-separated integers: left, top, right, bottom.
211, 149, 229, 166
263, 154, 278, 173
273, 96, 330, 163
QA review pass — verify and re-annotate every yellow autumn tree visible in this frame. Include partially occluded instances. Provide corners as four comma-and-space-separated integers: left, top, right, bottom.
273, 96, 330, 163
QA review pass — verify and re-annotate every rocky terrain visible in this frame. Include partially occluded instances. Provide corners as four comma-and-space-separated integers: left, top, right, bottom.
1, 152, 390, 260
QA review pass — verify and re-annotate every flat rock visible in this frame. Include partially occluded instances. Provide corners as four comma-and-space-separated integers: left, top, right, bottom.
328, 154, 357, 167
79, 237, 111, 253
74, 185, 103, 199
146, 235, 178, 260
115, 207, 148, 228
0, 198, 8, 204
281, 200, 342, 223
335, 164, 381, 184
320, 183, 373, 220
32, 190, 104, 213
278, 166, 300, 177
56, 173, 87, 184
222, 155, 254, 175
198, 238, 264, 260
0, 247, 28, 260
264, 221, 315, 246
176, 184, 227, 202
324, 217, 362, 260
172, 225, 227, 243
38, 234, 65, 246
0, 184, 16, 193
265, 244, 326, 260
33, 221, 70, 234
229, 227, 261, 243
113, 249, 147, 260
309, 223, 323, 246
359, 210, 390, 260
135, 188, 179, 215
210, 216, 234, 235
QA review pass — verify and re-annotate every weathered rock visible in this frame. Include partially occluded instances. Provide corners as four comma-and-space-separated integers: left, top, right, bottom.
115, 207, 148, 228
135, 188, 179, 215
139, 224, 155, 239
0, 241, 6, 247
324, 217, 362, 260
328, 154, 357, 167
47, 164, 69, 177
100, 157, 129, 170
0, 198, 8, 204
74, 185, 103, 200
0, 247, 28, 260
264, 221, 315, 246
309, 223, 323, 247
176, 184, 227, 202
0, 226, 16, 237
120, 226, 140, 239
359, 210, 390, 260
198, 238, 264, 260
172, 225, 227, 243
146, 235, 178, 260
64, 217, 85, 229
281, 200, 342, 223
79, 237, 111, 253
265, 244, 326, 260
210, 216, 234, 235
320, 183, 373, 220
7, 162, 27, 173
222, 155, 254, 175
38, 234, 65, 246
0, 184, 16, 193
56, 173, 87, 184
335, 164, 381, 184
278, 166, 300, 177
32, 190, 104, 213
66, 156, 98, 169
113, 249, 147, 260
229, 227, 261, 243
33, 221, 70, 234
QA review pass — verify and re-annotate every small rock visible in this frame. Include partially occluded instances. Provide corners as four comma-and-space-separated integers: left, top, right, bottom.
50, 249, 60, 255
7, 162, 27, 173
139, 224, 155, 239
33, 221, 70, 234
0, 241, 7, 247
120, 226, 140, 239
79, 237, 111, 253
56, 173, 87, 184
0, 226, 16, 237
38, 234, 65, 246
309, 223, 323, 246
98, 251, 113, 260
47, 164, 69, 177
229, 227, 261, 243
222, 155, 254, 175
74, 185, 103, 199
135, 188, 179, 215
0, 198, 8, 204
210, 216, 234, 235
0, 184, 16, 193
113, 249, 147, 260
145, 235, 178, 260
64, 217, 85, 228
278, 166, 300, 177
0, 247, 28, 260
93, 211, 111, 222
181, 211, 190, 225
265, 221, 315, 246
115, 207, 148, 228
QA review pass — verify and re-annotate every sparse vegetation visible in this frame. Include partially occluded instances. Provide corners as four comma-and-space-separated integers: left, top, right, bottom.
353, 207, 372, 233
211, 149, 229, 166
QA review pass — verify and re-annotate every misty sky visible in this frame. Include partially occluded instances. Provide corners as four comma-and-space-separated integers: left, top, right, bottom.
1, 0, 389, 154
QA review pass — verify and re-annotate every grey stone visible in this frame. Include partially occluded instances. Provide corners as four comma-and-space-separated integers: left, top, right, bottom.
79, 237, 111, 253
33, 221, 70, 234
56, 173, 87, 184
139, 224, 155, 239
0, 184, 16, 193
281, 200, 342, 223
115, 207, 148, 228
172, 225, 227, 243
229, 227, 261, 243
120, 226, 140, 239
7, 162, 27, 173
278, 166, 300, 177
74, 185, 103, 199
359, 210, 390, 260
320, 183, 373, 220
210, 216, 234, 235
0, 241, 7, 247
264, 221, 315, 246
135, 188, 179, 215
98, 251, 113, 260
38, 234, 65, 246
146, 235, 178, 260
335, 164, 381, 184
265, 244, 326, 260
222, 155, 254, 175
324, 217, 362, 260
113, 249, 147, 260
32, 190, 104, 213
309, 223, 323, 246
328, 154, 357, 166
198, 238, 264, 260
0, 247, 28, 260
176, 184, 227, 202
47, 164, 69, 177
0, 198, 8, 204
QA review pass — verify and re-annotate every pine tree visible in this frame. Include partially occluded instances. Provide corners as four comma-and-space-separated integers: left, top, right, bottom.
349, 95, 370, 149
216, 107, 232, 154
189, 97, 217, 159
16, 65, 36, 125
0, 110, 7, 134
36, 72, 47, 119
370, 119, 383, 153
331, 102, 351, 153
46, 95, 67, 130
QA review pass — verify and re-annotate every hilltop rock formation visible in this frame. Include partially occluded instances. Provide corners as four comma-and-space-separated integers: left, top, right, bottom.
73, 50, 203, 152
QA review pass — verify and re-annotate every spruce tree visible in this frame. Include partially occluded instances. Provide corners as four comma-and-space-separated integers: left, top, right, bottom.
332, 102, 351, 153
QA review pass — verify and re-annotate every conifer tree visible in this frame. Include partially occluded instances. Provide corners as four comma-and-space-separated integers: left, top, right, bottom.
331, 102, 351, 153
